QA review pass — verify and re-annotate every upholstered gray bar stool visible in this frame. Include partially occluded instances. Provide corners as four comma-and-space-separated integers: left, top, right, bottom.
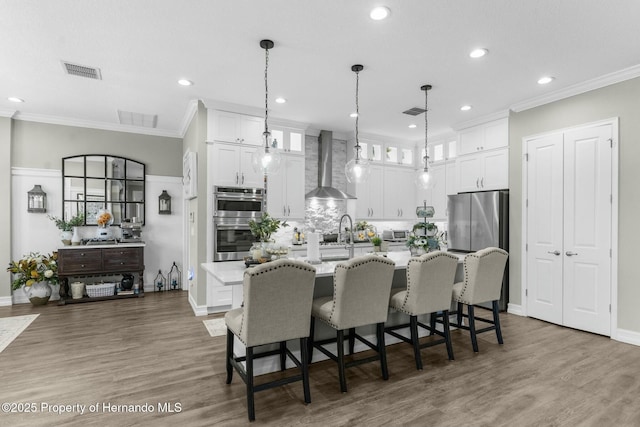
308, 255, 395, 393
385, 251, 459, 370
225, 259, 316, 422
450, 247, 509, 352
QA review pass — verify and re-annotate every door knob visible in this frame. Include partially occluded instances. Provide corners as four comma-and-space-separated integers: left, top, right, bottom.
566, 251, 578, 256
547, 250, 561, 256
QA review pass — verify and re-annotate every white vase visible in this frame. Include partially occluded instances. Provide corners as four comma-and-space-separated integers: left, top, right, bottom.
71, 227, 81, 245
60, 230, 72, 246
25, 281, 52, 306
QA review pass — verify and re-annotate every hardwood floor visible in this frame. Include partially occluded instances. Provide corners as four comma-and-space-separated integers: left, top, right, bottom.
1, 292, 639, 426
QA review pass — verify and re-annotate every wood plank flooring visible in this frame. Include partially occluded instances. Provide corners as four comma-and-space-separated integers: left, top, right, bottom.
1, 292, 639, 426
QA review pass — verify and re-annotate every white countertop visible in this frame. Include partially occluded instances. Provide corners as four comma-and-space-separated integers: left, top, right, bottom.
201, 251, 465, 286
58, 242, 146, 250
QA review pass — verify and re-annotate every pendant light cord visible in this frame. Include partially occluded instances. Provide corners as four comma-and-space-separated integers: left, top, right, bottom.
355, 69, 361, 161
264, 47, 270, 138
424, 86, 429, 172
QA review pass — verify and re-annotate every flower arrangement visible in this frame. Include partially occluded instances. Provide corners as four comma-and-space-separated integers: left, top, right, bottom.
97, 210, 113, 227
7, 252, 59, 290
248, 212, 288, 242
48, 213, 85, 231
406, 232, 440, 254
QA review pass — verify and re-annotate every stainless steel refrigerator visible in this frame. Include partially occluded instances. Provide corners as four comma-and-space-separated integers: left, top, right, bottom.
447, 190, 509, 309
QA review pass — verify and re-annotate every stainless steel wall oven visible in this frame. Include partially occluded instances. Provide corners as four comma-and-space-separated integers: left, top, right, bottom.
212, 186, 263, 261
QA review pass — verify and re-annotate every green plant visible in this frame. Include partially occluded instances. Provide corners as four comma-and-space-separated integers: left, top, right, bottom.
48, 213, 84, 231
248, 212, 288, 242
412, 221, 436, 232
7, 252, 59, 290
371, 236, 382, 247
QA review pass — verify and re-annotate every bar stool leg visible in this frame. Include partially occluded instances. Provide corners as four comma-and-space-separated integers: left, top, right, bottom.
457, 301, 463, 326
468, 305, 479, 352
442, 310, 455, 360
225, 328, 234, 384
337, 329, 347, 393
299, 337, 311, 404
308, 316, 315, 363
429, 312, 437, 335
348, 328, 356, 355
409, 315, 422, 370
246, 346, 255, 421
279, 341, 287, 371
493, 300, 504, 344
377, 322, 389, 380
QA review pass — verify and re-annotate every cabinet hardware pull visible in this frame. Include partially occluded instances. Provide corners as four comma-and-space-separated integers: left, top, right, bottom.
81, 264, 85, 268
481, 177, 484, 187
548, 250, 561, 256
80, 253, 85, 256
287, 206, 290, 216
283, 205, 286, 216
235, 172, 239, 184
566, 251, 578, 256
241, 173, 245, 184
476, 178, 480, 188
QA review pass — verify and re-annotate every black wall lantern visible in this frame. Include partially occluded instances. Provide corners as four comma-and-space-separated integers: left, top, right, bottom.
159, 190, 171, 215
27, 185, 47, 213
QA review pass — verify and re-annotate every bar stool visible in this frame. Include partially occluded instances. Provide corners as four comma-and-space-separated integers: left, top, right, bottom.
450, 247, 509, 352
308, 255, 395, 393
224, 259, 316, 422
385, 251, 459, 370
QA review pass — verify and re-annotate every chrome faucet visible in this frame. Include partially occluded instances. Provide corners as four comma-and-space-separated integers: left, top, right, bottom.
338, 213, 355, 259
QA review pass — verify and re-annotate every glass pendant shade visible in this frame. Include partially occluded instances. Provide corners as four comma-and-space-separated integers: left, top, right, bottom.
416, 168, 436, 190
345, 156, 371, 184
252, 131, 281, 175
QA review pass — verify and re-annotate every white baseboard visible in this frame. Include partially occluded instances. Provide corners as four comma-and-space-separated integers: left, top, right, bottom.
507, 303, 525, 316
614, 328, 640, 347
189, 294, 208, 316
0, 296, 12, 306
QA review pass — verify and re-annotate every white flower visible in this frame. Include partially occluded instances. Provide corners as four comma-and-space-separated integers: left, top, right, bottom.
44, 269, 54, 278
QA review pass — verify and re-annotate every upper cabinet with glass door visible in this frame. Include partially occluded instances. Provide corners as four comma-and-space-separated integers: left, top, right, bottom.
269, 125, 305, 155
419, 138, 457, 167
62, 155, 145, 226
384, 142, 414, 167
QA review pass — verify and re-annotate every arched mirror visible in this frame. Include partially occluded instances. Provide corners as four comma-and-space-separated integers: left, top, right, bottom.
62, 155, 146, 225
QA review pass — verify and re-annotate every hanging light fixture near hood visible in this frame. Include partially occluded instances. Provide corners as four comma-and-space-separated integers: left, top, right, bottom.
416, 84, 435, 189
345, 64, 371, 184
252, 39, 282, 175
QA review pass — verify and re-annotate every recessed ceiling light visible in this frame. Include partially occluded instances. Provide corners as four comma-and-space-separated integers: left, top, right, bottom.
178, 79, 193, 86
8, 97, 24, 103
460, 105, 472, 111
275, 97, 286, 104
537, 76, 555, 85
350, 112, 358, 118
408, 124, 417, 129
469, 48, 488, 59
370, 6, 390, 20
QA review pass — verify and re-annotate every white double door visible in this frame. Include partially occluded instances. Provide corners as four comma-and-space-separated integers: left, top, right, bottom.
526, 123, 612, 336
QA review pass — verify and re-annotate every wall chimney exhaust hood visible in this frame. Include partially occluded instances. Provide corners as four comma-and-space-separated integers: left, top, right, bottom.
305, 130, 355, 199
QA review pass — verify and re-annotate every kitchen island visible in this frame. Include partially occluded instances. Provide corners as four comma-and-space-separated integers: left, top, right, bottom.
201, 251, 465, 375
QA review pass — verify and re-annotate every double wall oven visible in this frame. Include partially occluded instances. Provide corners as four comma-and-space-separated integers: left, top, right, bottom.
213, 186, 263, 261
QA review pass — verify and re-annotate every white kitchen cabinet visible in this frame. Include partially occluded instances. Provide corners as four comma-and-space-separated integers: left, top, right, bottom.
457, 147, 509, 192
458, 118, 508, 155
270, 126, 305, 155
355, 165, 384, 219
383, 167, 415, 219
207, 110, 264, 145
211, 143, 264, 188
267, 154, 305, 219
384, 142, 414, 167
445, 160, 457, 196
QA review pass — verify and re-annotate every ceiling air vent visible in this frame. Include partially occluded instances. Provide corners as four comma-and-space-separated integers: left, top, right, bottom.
62, 61, 102, 80
402, 107, 426, 116
117, 110, 158, 128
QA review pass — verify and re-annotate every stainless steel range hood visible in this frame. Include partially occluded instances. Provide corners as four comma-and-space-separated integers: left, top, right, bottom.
305, 130, 355, 199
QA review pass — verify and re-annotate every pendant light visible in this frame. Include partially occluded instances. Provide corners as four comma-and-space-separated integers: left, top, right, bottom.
252, 39, 281, 175
345, 64, 371, 184
416, 84, 435, 190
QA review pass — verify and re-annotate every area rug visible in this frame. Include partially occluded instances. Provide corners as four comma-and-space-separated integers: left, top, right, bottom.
203, 318, 226, 337
0, 314, 39, 353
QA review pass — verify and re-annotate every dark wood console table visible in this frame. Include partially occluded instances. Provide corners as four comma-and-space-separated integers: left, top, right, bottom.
57, 245, 145, 305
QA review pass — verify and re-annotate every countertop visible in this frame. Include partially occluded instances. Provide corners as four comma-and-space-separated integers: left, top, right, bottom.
201, 251, 465, 286
57, 242, 146, 250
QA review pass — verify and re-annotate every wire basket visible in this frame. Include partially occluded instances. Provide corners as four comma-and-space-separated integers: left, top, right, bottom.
86, 282, 116, 298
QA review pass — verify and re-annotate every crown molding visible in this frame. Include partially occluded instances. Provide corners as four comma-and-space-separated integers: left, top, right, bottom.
201, 98, 264, 117
453, 110, 511, 131
0, 109, 17, 118
11, 112, 182, 138
511, 64, 640, 113
179, 99, 199, 138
